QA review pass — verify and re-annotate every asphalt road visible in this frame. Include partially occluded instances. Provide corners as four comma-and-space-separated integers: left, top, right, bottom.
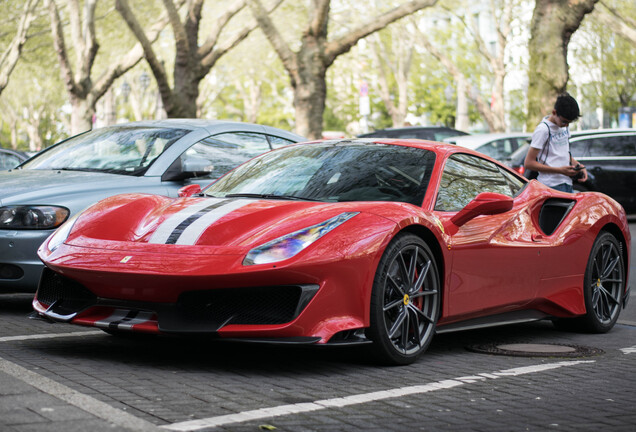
0, 223, 634, 431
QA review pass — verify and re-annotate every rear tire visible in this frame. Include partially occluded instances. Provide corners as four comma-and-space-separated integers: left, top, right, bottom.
367, 233, 440, 365
554, 231, 624, 333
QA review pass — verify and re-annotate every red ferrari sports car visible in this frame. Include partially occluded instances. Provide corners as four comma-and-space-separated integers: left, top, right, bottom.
33, 139, 631, 365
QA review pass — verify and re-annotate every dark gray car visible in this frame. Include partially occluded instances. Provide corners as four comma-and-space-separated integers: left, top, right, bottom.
505, 129, 636, 214
0, 119, 305, 292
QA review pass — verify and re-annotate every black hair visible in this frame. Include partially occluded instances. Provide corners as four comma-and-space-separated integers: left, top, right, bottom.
554, 93, 580, 121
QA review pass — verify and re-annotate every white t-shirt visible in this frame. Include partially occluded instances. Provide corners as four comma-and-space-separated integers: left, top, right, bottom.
530, 117, 571, 187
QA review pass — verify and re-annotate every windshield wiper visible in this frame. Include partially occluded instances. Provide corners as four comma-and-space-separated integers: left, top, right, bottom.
224, 193, 322, 202
56, 167, 104, 172
55, 167, 138, 175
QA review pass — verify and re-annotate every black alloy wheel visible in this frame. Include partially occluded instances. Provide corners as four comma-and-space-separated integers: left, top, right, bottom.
555, 231, 624, 333
368, 233, 440, 365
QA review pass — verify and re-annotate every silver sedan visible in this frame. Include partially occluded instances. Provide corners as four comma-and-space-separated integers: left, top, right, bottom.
0, 119, 305, 292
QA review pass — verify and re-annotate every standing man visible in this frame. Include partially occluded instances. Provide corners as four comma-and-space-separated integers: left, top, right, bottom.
524, 93, 587, 192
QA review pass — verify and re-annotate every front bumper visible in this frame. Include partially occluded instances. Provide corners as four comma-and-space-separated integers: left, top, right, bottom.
0, 229, 51, 293
34, 268, 320, 334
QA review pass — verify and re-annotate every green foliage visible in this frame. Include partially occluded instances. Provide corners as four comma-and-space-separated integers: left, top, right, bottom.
571, 0, 636, 126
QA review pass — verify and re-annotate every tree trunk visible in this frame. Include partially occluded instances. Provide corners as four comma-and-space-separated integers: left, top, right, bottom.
456, 76, 469, 131
171, 65, 200, 118
526, 0, 599, 129
71, 96, 94, 134
292, 37, 328, 139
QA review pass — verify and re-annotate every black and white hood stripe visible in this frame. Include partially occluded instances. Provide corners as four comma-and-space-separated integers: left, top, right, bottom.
149, 198, 253, 245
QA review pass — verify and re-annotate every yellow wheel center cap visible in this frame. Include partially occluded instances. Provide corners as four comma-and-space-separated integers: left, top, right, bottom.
597, 278, 602, 288
403, 294, 410, 305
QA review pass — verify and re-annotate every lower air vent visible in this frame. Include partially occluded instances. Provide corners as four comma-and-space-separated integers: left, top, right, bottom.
37, 268, 96, 312
159, 285, 319, 332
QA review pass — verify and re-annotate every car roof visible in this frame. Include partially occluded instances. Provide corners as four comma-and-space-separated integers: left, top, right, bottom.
570, 129, 636, 140
100, 119, 305, 141
569, 128, 635, 138
327, 138, 499, 159
443, 132, 530, 148
357, 126, 467, 137
0, 148, 29, 158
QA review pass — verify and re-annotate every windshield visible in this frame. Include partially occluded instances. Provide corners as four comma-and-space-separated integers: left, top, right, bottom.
22, 127, 190, 175
204, 142, 436, 205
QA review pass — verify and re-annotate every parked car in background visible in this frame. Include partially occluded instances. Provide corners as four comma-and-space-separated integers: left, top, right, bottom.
505, 129, 636, 214
0, 148, 29, 170
0, 119, 305, 293
358, 126, 468, 141
443, 132, 530, 161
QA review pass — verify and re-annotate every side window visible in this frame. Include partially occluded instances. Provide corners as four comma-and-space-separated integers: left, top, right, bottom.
498, 166, 525, 194
588, 136, 635, 157
213, 132, 272, 153
570, 139, 590, 157
0, 154, 22, 170
267, 135, 297, 149
179, 137, 263, 180
624, 136, 636, 156
477, 139, 513, 160
435, 154, 514, 212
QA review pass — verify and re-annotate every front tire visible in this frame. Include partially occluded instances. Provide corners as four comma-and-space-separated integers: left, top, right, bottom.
555, 231, 624, 333
367, 233, 440, 365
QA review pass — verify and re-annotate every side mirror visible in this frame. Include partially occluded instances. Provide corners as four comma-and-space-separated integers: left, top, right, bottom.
162, 156, 214, 182
450, 192, 513, 227
178, 184, 202, 198
182, 156, 214, 176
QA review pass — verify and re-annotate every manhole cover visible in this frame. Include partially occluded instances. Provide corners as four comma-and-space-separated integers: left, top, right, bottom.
467, 343, 604, 358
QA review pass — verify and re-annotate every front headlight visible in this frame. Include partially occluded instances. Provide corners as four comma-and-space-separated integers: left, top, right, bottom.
0, 205, 69, 230
243, 212, 359, 265
47, 212, 81, 252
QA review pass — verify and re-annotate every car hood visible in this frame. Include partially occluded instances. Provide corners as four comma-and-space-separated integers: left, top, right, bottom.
63, 193, 415, 252
0, 169, 152, 206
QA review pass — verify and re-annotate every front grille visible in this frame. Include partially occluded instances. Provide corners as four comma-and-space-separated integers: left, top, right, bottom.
178, 285, 303, 326
37, 268, 96, 312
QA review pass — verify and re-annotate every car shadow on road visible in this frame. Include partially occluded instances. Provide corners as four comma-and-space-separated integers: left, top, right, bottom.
2, 294, 610, 371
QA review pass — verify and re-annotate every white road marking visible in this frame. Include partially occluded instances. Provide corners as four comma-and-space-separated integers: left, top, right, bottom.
162, 360, 596, 431
0, 330, 102, 343
0, 356, 161, 431
620, 345, 636, 354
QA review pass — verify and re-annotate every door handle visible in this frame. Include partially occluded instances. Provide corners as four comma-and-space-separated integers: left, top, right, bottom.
532, 234, 544, 242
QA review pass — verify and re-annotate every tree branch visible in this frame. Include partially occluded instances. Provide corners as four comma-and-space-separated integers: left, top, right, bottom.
597, 1, 636, 45
185, 0, 205, 52
67, 0, 83, 69
115, 0, 172, 109
200, 0, 284, 73
324, 0, 438, 65
161, 0, 189, 66
309, 0, 330, 37
246, 0, 297, 77
198, 0, 245, 56
45, 0, 79, 95
0, 0, 40, 92
80, 0, 98, 87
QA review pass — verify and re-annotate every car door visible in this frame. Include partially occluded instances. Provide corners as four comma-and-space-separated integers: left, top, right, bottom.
434, 153, 545, 321
577, 134, 636, 214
